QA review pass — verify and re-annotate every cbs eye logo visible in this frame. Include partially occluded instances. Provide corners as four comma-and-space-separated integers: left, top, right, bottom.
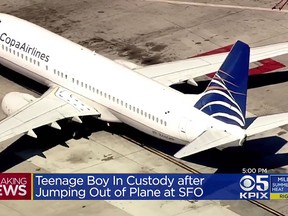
239, 175, 256, 191
240, 175, 269, 192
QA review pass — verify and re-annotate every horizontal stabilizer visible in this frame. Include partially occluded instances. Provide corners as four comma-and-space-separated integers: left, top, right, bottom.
246, 113, 288, 137
174, 129, 238, 158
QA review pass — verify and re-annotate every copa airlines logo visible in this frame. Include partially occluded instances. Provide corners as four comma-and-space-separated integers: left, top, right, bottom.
0, 173, 32, 200
239, 175, 269, 199
195, 70, 246, 128
0, 33, 50, 62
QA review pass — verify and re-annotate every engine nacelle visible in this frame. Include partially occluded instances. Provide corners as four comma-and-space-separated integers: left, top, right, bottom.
2, 92, 36, 116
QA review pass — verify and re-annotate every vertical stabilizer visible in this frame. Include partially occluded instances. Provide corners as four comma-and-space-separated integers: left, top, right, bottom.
194, 41, 249, 128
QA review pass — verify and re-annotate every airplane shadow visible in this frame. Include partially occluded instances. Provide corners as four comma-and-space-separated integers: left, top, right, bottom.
114, 124, 288, 174
0, 118, 108, 172
1, 118, 287, 173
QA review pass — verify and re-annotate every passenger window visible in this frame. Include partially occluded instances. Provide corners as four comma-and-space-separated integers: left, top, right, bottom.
9, 48, 11, 53
93, 87, 95, 92
117, 99, 119, 104
137, 108, 139, 113
30, 58, 32, 63
164, 121, 167, 126
72, 78, 75, 83
76, 80, 79, 85
17, 52, 19, 57
133, 107, 135, 112
1, 44, 3, 49
85, 83, 87, 88
141, 110, 143, 115
37, 61, 40, 66
81, 82, 83, 87
145, 112, 147, 117
34, 59, 36, 64
129, 105, 131, 110
156, 117, 158, 123
121, 101, 123, 106
13, 50, 15, 55
160, 119, 163, 124
25, 55, 27, 60
65, 74, 67, 79
104, 93, 107, 98
125, 103, 127, 108
148, 114, 151, 119
5, 46, 8, 51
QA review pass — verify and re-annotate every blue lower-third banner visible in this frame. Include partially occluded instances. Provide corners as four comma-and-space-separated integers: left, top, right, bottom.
30, 173, 286, 200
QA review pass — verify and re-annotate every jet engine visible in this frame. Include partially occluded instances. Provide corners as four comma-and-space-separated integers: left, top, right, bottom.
1, 92, 36, 116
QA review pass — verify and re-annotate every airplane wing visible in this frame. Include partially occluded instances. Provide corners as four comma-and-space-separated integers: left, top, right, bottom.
0, 86, 100, 143
135, 42, 288, 86
174, 129, 238, 158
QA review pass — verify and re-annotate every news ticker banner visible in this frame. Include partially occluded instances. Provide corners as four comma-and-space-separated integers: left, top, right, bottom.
1, 173, 288, 200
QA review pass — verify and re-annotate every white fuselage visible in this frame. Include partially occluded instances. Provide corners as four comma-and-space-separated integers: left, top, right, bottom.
0, 13, 221, 145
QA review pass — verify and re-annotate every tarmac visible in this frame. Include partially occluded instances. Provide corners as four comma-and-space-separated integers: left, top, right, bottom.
0, 0, 288, 215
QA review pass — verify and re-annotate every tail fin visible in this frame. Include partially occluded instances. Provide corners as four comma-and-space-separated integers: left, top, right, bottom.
194, 40, 249, 128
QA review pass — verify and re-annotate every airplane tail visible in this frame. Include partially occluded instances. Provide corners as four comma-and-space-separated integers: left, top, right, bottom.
174, 41, 288, 158
194, 40, 249, 128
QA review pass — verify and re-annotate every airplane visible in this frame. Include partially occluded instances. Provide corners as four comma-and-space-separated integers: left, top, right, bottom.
0, 13, 288, 158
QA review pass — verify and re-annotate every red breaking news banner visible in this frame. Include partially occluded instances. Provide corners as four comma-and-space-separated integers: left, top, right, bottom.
0, 173, 32, 200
